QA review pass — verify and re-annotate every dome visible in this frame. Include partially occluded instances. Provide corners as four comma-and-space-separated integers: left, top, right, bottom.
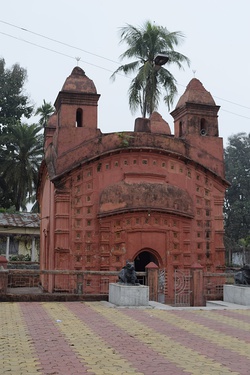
149, 112, 171, 135
61, 66, 97, 94
175, 78, 215, 109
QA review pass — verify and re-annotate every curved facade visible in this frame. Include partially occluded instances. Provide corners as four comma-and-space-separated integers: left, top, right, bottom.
38, 67, 229, 302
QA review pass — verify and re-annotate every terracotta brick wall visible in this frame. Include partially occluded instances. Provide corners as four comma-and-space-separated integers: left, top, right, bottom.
8, 272, 40, 288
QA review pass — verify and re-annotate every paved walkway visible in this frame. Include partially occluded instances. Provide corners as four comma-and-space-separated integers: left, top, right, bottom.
1, 301, 250, 374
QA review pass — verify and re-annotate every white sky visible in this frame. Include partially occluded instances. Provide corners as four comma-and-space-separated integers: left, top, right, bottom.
1, 0, 250, 146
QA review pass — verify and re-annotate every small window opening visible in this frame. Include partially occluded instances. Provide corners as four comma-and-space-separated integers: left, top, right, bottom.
200, 118, 207, 136
76, 108, 83, 127
179, 121, 183, 137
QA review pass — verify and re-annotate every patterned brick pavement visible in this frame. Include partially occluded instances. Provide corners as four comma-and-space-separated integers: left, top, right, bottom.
1, 302, 250, 374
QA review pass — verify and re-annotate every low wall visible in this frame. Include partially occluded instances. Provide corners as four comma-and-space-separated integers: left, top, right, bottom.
0, 293, 108, 303
0, 270, 8, 293
223, 285, 250, 306
8, 272, 40, 288
8, 262, 40, 269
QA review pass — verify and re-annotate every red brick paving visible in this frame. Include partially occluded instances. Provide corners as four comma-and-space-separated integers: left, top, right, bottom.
170, 309, 250, 343
20, 303, 95, 375
68, 302, 187, 375
1, 301, 250, 374
123, 308, 250, 375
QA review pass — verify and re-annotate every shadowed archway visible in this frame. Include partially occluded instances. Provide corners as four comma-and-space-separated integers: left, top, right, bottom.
134, 250, 159, 272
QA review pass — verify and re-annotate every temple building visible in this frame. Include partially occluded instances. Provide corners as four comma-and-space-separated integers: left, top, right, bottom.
37, 66, 229, 303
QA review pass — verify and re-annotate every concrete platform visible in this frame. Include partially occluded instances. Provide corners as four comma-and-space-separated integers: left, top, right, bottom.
224, 284, 250, 306
109, 282, 149, 306
206, 300, 250, 309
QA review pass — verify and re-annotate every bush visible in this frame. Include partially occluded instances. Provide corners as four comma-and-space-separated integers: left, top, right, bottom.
9, 254, 31, 261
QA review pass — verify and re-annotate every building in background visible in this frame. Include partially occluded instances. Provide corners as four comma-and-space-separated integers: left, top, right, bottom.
0, 213, 40, 261
37, 67, 229, 303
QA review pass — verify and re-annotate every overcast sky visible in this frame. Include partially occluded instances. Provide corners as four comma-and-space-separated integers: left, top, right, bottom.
1, 0, 249, 146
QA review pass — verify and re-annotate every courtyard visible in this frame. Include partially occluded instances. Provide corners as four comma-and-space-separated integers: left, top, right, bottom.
1, 301, 250, 374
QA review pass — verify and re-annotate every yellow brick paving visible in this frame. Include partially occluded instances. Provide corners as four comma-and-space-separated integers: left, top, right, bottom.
191, 309, 250, 331
42, 302, 144, 375
231, 309, 250, 317
144, 309, 250, 359
87, 302, 238, 375
0, 303, 41, 374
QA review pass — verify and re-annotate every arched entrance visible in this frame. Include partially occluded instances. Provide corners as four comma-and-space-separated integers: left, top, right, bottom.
134, 250, 159, 272
134, 249, 163, 301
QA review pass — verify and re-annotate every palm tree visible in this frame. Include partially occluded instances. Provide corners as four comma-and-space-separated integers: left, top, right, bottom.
35, 100, 54, 127
0, 123, 43, 211
111, 21, 190, 117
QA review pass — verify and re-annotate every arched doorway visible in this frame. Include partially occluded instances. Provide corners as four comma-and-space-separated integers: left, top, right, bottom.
134, 250, 159, 272
134, 249, 162, 299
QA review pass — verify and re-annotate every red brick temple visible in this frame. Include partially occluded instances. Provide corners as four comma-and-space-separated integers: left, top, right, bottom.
37, 66, 229, 303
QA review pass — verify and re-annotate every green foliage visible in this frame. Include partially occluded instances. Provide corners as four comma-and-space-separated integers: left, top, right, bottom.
0, 58, 33, 128
224, 132, 250, 253
0, 123, 43, 211
0, 59, 44, 211
117, 132, 134, 147
0, 206, 16, 213
239, 236, 250, 248
111, 20, 190, 117
35, 99, 54, 127
9, 253, 31, 261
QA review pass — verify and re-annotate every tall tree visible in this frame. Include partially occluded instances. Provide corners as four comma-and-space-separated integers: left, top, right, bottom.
0, 123, 43, 211
111, 20, 190, 117
0, 59, 42, 211
0, 58, 33, 128
35, 99, 54, 127
224, 132, 250, 258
